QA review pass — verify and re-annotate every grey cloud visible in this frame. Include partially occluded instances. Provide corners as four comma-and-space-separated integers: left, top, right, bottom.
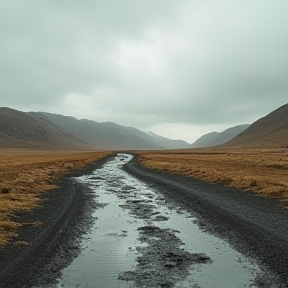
0, 0, 287, 141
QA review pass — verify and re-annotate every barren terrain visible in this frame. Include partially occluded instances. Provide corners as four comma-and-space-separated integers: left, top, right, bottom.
0, 149, 111, 246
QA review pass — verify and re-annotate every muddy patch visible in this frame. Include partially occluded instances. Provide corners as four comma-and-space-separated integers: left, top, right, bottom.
119, 225, 211, 287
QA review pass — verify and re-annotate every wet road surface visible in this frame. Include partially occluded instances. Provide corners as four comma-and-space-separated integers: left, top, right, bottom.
52, 153, 274, 288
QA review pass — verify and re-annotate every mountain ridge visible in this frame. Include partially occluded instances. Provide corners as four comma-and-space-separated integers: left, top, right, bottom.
0, 108, 190, 150
0, 107, 89, 149
223, 103, 288, 148
190, 124, 250, 148
1, 104, 287, 150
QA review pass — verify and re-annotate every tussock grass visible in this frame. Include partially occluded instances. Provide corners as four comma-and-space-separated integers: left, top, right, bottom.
0, 149, 112, 247
137, 148, 288, 205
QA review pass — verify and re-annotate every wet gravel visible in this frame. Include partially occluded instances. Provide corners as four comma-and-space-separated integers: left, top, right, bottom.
119, 225, 211, 288
124, 154, 288, 287
0, 156, 116, 288
55, 153, 281, 288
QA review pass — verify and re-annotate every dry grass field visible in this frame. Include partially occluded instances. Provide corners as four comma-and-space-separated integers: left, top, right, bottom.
1, 148, 287, 247
137, 148, 288, 205
0, 149, 112, 247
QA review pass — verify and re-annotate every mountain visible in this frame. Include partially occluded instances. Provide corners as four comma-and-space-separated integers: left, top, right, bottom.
29, 112, 162, 150
0, 107, 89, 149
147, 131, 191, 149
191, 124, 250, 148
30, 112, 192, 150
0, 107, 190, 150
224, 103, 288, 148
190, 132, 219, 148
4, 104, 286, 150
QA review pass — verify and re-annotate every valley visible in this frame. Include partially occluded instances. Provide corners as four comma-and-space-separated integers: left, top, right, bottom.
0, 103, 288, 287
1, 153, 288, 287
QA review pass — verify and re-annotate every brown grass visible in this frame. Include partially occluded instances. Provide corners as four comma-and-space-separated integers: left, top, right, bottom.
0, 149, 112, 247
137, 147, 288, 205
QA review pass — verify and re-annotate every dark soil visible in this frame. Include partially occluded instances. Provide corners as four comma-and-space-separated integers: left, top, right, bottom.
119, 225, 211, 288
0, 155, 116, 288
123, 155, 288, 287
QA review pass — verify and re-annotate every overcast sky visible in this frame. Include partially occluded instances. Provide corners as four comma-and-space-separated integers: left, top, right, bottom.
0, 1, 287, 143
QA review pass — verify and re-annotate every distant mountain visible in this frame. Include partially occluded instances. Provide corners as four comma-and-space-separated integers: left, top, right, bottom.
190, 132, 219, 148
191, 124, 250, 148
224, 103, 288, 148
29, 112, 162, 150
0, 107, 190, 150
0, 107, 88, 149
147, 131, 191, 149
4, 104, 286, 150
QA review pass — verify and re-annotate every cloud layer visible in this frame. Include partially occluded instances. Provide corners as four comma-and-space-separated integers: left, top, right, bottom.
1, 1, 287, 142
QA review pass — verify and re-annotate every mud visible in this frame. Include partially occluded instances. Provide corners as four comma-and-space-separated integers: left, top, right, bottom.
119, 225, 211, 288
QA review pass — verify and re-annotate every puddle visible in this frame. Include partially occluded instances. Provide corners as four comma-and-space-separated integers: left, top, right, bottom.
52, 154, 269, 288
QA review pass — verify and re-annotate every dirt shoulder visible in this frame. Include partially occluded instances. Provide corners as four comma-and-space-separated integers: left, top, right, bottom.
136, 148, 288, 203
123, 155, 288, 286
0, 155, 114, 288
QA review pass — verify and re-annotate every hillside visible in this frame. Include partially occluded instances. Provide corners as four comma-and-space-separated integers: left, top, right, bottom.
224, 103, 288, 148
147, 131, 191, 149
191, 125, 250, 148
2, 104, 286, 150
29, 112, 192, 150
0, 108, 88, 149
29, 112, 163, 150
0, 108, 190, 150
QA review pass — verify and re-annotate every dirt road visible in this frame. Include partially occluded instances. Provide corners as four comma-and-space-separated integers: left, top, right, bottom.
0, 157, 111, 288
124, 155, 288, 286
0, 154, 287, 287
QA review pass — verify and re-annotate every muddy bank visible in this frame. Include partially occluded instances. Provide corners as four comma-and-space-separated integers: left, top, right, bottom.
0, 155, 115, 288
123, 155, 288, 286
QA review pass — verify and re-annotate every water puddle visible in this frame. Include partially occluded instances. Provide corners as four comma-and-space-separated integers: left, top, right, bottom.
51, 154, 269, 287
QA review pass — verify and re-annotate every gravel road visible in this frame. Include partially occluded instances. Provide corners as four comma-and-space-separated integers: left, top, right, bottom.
124, 155, 288, 286
0, 153, 287, 287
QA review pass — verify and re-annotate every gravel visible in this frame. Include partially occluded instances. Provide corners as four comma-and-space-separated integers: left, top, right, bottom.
123, 155, 288, 287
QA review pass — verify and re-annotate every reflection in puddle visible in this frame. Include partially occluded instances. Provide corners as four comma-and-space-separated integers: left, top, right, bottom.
55, 153, 267, 288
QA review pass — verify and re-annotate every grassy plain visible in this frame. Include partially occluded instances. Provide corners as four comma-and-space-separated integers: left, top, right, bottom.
2, 148, 287, 247
137, 148, 288, 205
0, 149, 112, 247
